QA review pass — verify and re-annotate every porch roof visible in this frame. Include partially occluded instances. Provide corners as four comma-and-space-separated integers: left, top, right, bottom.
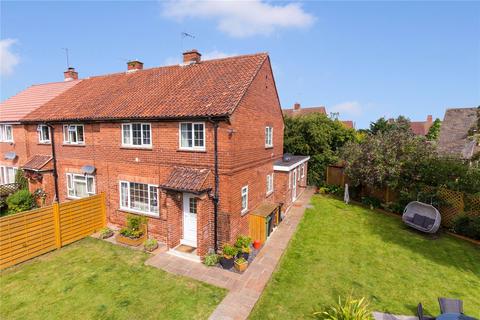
21, 154, 53, 172
250, 202, 279, 218
273, 155, 310, 172
159, 167, 211, 194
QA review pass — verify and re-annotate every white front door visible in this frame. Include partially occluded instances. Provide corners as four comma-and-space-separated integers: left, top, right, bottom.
292, 170, 297, 201
182, 193, 197, 247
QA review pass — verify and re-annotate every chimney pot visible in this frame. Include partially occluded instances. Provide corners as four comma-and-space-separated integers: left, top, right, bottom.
294, 102, 301, 110
427, 115, 433, 123
183, 49, 201, 64
63, 67, 78, 81
127, 60, 143, 71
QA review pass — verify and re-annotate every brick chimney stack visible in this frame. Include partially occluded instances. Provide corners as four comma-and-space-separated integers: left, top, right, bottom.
183, 49, 201, 64
63, 67, 78, 81
127, 60, 143, 71
427, 115, 433, 123
294, 102, 301, 110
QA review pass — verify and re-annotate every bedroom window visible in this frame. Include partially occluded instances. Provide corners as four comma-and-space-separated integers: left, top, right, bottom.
122, 123, 151, 147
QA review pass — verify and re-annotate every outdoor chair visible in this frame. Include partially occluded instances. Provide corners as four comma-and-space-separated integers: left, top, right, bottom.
438, 298, 463, 314
418, 303, 435, 320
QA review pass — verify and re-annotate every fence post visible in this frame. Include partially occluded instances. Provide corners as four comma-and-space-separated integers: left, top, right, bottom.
101, 193, 107, 227
326, 167, 329, 185
53, 202, 61, 248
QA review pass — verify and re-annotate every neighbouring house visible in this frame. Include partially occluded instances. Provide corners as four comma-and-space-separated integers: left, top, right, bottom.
437, 107, 480, 163
406, 115, 434, 136
1, 50, 309, 258
0, 76, 80, 200
282, 102, 355, 129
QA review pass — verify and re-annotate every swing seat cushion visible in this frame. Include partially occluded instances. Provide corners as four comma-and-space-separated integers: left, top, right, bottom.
412, 214, 426, 226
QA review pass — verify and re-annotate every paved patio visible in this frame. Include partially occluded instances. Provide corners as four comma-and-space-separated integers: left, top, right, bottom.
145, 186, 316, 320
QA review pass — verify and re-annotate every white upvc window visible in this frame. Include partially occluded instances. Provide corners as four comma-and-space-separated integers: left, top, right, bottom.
66, 173, 95, 199
266, 173, 274, 195
297, 167, 300, 181
301, 164, 305, 178
119, 180, 159, 216
0, 166, 17, 185
179, 122, 205, 151
63, 124, 85, 144
288, 172, 291, 190
122, 123, 152, 148
0, 125, 13, 142
265, 126, 273, 148
37, 125, 51, 144
241, 185, 249, 214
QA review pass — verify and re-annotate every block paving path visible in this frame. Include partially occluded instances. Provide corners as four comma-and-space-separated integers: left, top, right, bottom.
145, 187, 316, 320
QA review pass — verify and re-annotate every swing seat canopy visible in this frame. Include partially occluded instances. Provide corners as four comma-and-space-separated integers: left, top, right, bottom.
402, 201, 441, 233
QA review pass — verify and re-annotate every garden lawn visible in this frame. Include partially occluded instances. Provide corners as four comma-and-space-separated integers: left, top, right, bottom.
0, 238, 226, 320
250, 196, 480, 319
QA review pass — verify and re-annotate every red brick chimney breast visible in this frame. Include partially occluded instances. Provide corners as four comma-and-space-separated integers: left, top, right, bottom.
427, 115, 433, 123
127, 60, 143, 71
63, 67, 78, 81
183, 49, 202, 64
294, 102, 301, 110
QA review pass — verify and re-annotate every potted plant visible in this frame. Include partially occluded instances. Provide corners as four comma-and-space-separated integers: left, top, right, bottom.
234, 257, 248, 272
235, 235, 252, 260
219, 244, 237, 269
115, 215, 147, 246
143, 238, 158, 252
99, 227, 114, 239
203, 252, 220, 267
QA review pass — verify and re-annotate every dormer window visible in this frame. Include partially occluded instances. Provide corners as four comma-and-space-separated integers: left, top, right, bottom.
122, 123, 151, 148
38, 125, 51, 144
63, 124, 84, 145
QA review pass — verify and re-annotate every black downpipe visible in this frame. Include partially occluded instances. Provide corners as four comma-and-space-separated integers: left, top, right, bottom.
213, 121, 219, 252
46, 124, 60, 203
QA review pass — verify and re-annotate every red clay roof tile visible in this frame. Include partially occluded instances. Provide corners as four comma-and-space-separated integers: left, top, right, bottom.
160, 167, 211, 193
21, 154, 53, 171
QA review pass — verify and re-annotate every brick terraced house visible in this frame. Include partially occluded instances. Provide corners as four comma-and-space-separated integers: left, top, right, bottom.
1, 50, 309, 258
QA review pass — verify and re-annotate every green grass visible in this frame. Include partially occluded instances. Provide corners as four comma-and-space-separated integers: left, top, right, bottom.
0, 238, 226, 320
251, 195, 480, 319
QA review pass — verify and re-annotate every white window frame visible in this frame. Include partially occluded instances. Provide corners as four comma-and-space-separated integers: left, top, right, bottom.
0, 124, 13, 143
179, 122, 206, 151
265, 126, 273, 148
266, 173, 274, 196
119, 180, 159, 217
63, 124, 85, 145
241, 185, 249, 214
37, 125, 51, 144
301, 164, 305, 178
121, 123, 152, 148
66, 173, 95, 199
288, 172, 291, 190
0, 166, 18, 185
297, 167, 300, 181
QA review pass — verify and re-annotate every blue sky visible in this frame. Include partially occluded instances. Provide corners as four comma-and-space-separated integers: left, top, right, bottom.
1, 1, 479, 128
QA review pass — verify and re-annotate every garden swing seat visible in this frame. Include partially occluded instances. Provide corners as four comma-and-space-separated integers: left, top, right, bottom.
402, 201, 441, 233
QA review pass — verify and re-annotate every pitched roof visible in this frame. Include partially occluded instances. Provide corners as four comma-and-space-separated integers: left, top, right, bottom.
0, 80, 81, 122
341, 120, 354, 129
438, 107, 480, 159
410, 120, 433, 135
160, 167, 211, 193
23, 53, 269, 122
283, 106, 326, 117
21, 154, 53, 171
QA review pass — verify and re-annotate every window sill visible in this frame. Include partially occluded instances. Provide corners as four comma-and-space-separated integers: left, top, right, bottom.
265, 146, 273, 149
62, 143, 86, 147
120, 146, 153, 150
38, 142, 51, 145
118, 207, 160, 219
241, 209, 249, 216
266, 191, 274, 197
177, 148, 207, 153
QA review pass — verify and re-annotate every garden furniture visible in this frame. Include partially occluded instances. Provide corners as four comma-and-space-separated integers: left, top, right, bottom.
438, 298, 464, 314
435, 313, 477, 320
417, 303, 435, 320
402, 201, 441, 233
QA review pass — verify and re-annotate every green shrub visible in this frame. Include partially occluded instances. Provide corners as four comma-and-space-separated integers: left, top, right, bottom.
15, 169, 29, 190
453, 216, 480, 240
99, 227, 114, 239
235, 257, 247, 264
143, 239, 158, 252
204, 253, 219, 266
120, 215, 146, 239
6, 189, 36, 214
235, 235, 252, 253
381, 201, 404, 214
222, 244, 238, 258
319, 185, 344, 197
361, 196, 381, 209
314, 295, 371, 320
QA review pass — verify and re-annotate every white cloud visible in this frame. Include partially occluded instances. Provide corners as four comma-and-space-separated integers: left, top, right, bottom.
164, 50, 236, 65
162, 0, 315, 37
0, 39, 20, 76
330, 101, 362, 117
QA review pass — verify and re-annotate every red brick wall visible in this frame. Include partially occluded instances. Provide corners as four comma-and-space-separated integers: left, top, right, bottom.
0, 124, 30, 171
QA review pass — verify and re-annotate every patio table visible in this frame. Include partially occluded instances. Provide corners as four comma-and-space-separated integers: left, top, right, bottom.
436, 313, 478, 320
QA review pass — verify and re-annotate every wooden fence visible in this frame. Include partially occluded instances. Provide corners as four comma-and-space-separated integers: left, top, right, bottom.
326, 165, 480, 227
0, 193, 106, 270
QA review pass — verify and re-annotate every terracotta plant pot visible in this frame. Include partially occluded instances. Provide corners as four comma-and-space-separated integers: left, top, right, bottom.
253, 240, 261, 249
220, 256, 235, 269
234, 259, 248, 272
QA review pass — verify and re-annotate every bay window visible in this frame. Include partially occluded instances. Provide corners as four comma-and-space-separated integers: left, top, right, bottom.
119, 181, 159, 216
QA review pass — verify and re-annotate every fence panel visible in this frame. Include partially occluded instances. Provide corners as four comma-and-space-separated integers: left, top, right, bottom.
0, 193, 105, 270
